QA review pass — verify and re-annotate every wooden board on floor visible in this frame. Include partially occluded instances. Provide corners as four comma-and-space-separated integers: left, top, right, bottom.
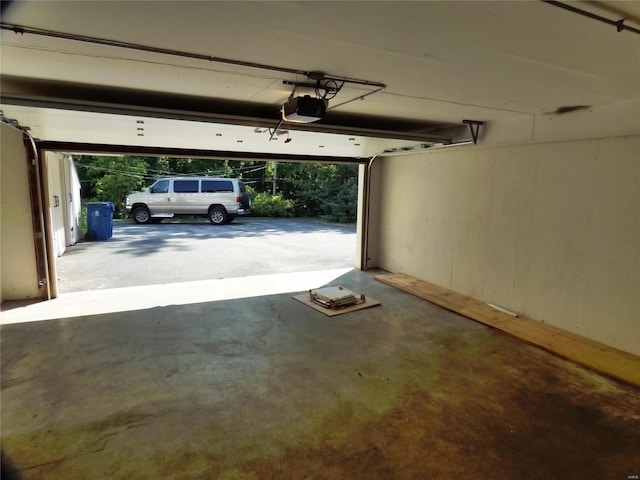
375, 273, 640, 389
293, 293, 381, 317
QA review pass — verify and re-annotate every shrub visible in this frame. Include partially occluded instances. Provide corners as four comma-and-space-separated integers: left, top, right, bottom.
250, 192, 294, 217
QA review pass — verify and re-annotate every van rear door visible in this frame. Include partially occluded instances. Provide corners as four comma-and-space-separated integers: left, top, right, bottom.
201, 179, 236, 211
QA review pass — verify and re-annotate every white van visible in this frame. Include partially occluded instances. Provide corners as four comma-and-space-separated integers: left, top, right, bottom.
126, 177, 251, 225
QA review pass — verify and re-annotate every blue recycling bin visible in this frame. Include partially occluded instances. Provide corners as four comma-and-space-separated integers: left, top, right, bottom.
86, 202, 115, 240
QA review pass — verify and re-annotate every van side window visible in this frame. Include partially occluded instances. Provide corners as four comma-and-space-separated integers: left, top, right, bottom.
150, 180, 170, 194
174, 180, 199, 193
201, 180, 233, 193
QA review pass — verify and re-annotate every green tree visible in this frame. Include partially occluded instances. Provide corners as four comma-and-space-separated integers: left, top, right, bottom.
76, 155, 147, 218
74, 155, 358, 222
273, 162, 358, 221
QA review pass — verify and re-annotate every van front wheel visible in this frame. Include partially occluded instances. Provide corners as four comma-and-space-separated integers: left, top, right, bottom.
209, 206, 228, 225
132, 206, 151, 224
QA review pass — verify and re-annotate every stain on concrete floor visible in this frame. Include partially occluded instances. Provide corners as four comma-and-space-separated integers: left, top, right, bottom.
2, 271, 639, 479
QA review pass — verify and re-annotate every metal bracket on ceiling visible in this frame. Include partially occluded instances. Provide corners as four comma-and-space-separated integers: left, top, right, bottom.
268, 116, 285, 142
541, 1, 640, 35
463, 120, 485, 145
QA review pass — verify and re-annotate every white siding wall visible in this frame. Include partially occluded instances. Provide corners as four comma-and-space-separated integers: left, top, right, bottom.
44, 153, 82, 252
64, 156, 82, 246
45, 151, 66, 257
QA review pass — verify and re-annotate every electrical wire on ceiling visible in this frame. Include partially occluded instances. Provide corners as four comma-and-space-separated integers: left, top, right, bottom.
316, 79, 343, 100
282, 76, 382, 111
74, 159, 267, 179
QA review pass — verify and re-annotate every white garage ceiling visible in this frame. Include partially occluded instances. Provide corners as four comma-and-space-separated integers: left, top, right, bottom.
1, 0, 639, 159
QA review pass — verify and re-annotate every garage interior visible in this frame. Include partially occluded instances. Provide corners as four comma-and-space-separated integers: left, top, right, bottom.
1, 1, 639, 479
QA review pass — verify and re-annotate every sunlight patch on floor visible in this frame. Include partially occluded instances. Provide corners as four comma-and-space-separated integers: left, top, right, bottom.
0, 268, 354, 324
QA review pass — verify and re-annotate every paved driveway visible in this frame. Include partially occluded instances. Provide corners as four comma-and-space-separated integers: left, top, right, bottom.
56, 217, 357, 293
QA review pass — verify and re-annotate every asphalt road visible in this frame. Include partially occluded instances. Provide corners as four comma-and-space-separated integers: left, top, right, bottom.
56, 217, 357, 293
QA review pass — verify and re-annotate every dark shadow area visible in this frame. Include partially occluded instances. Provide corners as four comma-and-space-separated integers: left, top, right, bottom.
0, 450, 23, 480
80, 218, 356, 250
2, 76, 456, 143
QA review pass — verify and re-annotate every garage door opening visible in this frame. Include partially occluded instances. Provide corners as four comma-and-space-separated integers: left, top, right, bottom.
52, 153, 362, 295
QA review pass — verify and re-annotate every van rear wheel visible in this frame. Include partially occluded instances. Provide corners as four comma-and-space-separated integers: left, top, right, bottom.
209, 206, 228, 225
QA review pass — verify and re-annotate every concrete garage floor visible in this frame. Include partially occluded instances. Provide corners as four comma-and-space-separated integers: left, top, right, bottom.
1, 270, 639, 479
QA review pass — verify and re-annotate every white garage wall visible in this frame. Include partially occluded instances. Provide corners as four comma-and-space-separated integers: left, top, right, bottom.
372, 135, 640, 356
0, 123, 40, 302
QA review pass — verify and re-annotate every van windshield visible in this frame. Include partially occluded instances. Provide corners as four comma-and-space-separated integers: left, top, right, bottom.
150, 180, 170, 194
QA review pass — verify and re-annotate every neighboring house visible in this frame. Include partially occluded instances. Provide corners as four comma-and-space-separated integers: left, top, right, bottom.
46, 152, 82, 257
